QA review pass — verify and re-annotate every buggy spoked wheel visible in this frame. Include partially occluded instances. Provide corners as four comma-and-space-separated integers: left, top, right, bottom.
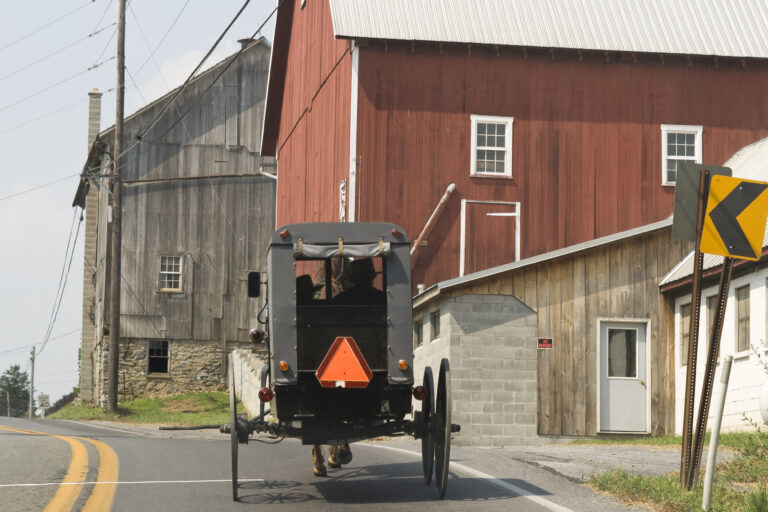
421, 366, 435, 484
434, 358, 451, 498
229, 356, 239, 501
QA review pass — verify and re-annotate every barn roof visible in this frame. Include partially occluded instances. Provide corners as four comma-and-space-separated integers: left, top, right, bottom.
659, 136, 768, 289
330, 0, 768, 59
414, 217, 673, 307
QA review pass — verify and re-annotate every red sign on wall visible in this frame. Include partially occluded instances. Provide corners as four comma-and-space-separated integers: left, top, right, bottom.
538, 338, 553, 349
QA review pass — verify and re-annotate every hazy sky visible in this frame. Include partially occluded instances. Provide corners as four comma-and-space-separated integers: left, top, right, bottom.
0, 0, 276, 407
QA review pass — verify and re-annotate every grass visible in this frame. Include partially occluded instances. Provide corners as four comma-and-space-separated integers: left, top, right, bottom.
586, 430, 768, 512
48, 392, 238, 426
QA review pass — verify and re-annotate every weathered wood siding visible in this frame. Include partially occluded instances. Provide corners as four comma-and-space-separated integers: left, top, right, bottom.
354, 43, 768, 289
453, 227, 691, 436
97, 41, 276, 345
273, 0, 352, 226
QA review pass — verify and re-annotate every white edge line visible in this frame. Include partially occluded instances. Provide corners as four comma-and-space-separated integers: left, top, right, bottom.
0, 479, 264, 488
367, 444, 574, 512
62, 420, 151, 436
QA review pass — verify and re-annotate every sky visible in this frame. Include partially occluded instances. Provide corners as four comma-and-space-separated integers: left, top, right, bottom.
0, 0, 277, 408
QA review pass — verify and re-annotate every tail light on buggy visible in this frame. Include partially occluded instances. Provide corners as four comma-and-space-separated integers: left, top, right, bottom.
258, 387, 274, 402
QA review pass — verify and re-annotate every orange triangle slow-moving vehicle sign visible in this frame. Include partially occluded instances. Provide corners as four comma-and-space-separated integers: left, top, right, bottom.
316, 336, 373, 389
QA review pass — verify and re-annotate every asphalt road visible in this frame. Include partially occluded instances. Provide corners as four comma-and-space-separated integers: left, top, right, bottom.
0, 417, 643, 511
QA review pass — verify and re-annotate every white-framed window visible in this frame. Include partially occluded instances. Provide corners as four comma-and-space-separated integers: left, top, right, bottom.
159, 255, 183, 292
471, 115, 514, 178
661, 124, 702, 186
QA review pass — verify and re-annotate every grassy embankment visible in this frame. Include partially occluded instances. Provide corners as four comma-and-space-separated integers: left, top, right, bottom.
48, 391, 237, 426
573, 430, 768, 511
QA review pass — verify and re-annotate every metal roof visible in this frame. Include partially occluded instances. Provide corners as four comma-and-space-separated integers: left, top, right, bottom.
330, 0, 768, 59
659, 136, 768, 287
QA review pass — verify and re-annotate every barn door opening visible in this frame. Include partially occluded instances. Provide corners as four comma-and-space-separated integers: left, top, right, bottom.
599, 320, 649, 433
460, 200, 520, 276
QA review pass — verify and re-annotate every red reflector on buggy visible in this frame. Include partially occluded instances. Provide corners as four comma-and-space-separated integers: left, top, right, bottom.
316, 336, 373, 389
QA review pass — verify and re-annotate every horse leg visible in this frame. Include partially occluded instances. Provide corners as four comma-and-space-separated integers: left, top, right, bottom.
328, 444, 341, 468
311, 444, 327, 476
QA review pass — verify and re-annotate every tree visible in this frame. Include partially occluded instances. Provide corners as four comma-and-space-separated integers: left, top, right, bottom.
0, 365, 31, 417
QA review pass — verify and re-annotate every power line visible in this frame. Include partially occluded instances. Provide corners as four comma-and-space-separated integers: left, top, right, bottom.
0, 174, 80, 201
111, 0, 278, 175
0, 24, 115, 84
38, 209, 84, 357
0, 0, 95, 53
0, 328, 82, 356
123, 0, 253, 151
92, 0, 115, 33
0, 56, 115, 115
131, 0, 191, 78
128, 1, 194, 140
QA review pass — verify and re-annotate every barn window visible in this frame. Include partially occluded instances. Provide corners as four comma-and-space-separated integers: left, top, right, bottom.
736, 285, 750, 353
430, 310, 440, 340
471, 115, 513, 178
159, 255, 183, 292
661, 124, 702, 186
680, 303, 691, 366
148, 340, 169, 374
413, 319, 423, 348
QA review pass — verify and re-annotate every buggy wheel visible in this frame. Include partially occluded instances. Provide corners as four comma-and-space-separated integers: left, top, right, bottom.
434, 358, 451, 498
229, 356, 238, 501
421, 366, 435, 484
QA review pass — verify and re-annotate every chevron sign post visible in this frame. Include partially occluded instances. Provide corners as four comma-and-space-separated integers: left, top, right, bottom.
701, 175, 768, 260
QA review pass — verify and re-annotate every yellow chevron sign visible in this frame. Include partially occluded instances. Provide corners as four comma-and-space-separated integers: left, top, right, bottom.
700, 175, 768, 260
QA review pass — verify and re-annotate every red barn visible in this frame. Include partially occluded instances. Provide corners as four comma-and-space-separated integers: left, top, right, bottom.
261, 0, 768, 290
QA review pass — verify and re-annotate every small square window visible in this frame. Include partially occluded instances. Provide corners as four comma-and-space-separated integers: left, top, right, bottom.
148, 340, 169, 374
413, 320, 423, 348
430, 310, 440, 341
159, 255, 183, 292
471, 115, 514, 178
661, 124, 702, 185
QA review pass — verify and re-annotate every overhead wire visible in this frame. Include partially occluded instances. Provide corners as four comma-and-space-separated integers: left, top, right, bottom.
0, 0, 95, 53
110, 0, 279, 177
0, 24, 115, 84
116, 0, 253, 158
0, 56, 115, 115
128, 1, 194, 140
38, 208, 84, 357
131, 0, 191, 78
0, 329, 82, 356
0, 174, 80, 202
151, 0, 283, 143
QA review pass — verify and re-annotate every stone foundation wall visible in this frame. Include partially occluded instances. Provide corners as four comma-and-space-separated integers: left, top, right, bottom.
90, 338, 258, 402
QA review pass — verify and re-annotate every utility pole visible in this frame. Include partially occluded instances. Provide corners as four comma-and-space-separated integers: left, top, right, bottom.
107, 0, 126, 413
28, 348, 35, 419
7, 391, 10, 417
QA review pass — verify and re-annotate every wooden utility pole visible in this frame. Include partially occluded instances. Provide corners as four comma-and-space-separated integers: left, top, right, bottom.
6, 391, 9, 417
107, 0, 126, 413
28, 348, 35, 419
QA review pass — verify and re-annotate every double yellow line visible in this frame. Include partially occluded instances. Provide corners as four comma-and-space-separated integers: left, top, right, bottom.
0, 425, 119, 511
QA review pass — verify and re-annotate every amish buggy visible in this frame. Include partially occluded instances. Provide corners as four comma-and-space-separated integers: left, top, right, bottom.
222, 222, 459, 500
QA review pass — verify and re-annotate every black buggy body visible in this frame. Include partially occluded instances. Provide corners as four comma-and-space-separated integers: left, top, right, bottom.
222, 222, 458, 500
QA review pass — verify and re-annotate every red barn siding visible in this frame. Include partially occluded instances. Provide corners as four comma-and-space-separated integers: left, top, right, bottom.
355, 43, 768, 288
274, 0, 351, 227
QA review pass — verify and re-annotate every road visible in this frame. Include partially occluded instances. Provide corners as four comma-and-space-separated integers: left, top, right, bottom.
0, 417, 641, 511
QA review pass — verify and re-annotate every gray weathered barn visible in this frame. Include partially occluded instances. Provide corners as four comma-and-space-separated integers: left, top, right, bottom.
75, 38, 275, 404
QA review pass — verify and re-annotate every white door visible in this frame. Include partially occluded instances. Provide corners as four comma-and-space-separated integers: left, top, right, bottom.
599, 321, 648, 432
